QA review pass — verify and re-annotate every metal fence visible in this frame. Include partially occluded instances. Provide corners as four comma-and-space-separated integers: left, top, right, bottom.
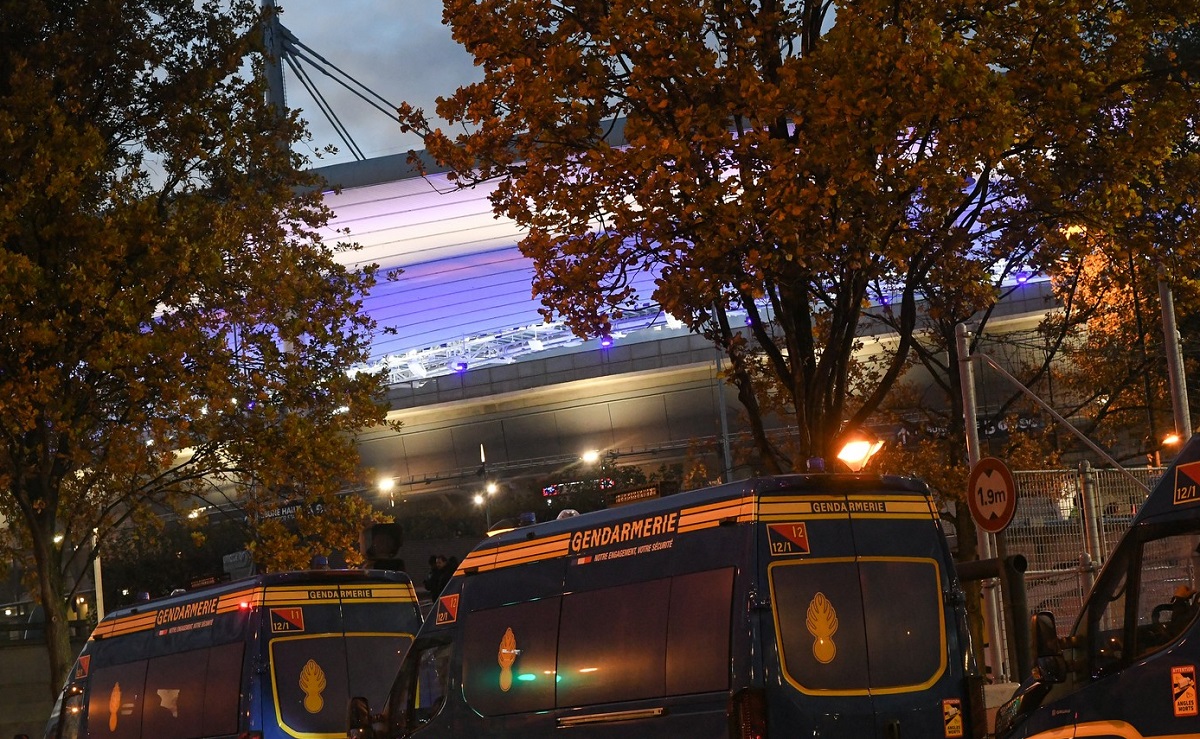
1006, 464, 1164, 634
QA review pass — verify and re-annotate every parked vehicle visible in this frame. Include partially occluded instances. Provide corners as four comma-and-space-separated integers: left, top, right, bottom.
996, 435, 1200, 738
354, 473, 986, 738
44, 569, 421, 739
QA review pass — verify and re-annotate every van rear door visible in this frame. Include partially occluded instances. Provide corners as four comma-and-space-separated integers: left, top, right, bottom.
764, 482, 969, 738
263, 580, 419, 738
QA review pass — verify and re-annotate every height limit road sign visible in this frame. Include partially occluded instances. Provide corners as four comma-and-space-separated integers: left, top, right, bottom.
967, 457, 1018, 534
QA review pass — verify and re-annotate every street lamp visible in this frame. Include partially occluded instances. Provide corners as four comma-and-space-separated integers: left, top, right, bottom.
378, 477, 396, 506
476, 482, 499, 529
1154, 432, 1184, 466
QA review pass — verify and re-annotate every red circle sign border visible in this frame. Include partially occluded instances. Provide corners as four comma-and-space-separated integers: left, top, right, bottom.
967, 457, 1018, 534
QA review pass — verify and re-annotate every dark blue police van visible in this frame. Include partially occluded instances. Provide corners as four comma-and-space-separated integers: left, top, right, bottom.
996, 435, 1200, 739
355, 473, 986, 738
44, 569, 422, 739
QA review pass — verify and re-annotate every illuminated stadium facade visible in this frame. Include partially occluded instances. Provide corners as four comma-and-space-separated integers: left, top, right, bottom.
314, 154, 1058, 502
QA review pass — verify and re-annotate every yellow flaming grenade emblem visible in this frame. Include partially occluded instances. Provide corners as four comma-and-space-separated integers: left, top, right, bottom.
498, 627, 519, 692
806, 592, 839, 664
108, 682, 122, 731
299, 659, 327, 714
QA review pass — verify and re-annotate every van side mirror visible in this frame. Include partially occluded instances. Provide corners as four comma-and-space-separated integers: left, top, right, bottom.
1032, 611, 1066, 683
347, 696, 373, 738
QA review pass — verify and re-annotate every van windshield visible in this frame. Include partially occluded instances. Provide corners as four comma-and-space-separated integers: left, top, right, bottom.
387, 638, 452, 736
1078, 522, 1200, 674
771, 557, 945, 693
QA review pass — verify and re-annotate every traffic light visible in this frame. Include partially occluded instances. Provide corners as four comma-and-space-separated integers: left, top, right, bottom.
363, 522, 405, 571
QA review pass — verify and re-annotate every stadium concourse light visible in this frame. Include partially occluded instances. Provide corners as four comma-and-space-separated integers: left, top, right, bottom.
378, 477, 396, 506
836, 431, 884, 472
476, 482, 499, 529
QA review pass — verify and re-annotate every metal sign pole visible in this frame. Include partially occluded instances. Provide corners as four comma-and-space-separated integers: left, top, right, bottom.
1159, 266, 1193, 440
956, 323, 1007, 682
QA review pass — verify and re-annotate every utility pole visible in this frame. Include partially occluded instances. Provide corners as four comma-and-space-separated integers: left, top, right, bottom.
1159, 265, 1193, 441
956, 324, 1007, 682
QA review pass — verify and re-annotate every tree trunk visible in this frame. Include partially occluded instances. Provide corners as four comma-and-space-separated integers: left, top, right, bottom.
32, 532, 73, 696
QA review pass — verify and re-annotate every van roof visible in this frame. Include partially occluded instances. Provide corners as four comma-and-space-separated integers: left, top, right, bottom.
472, 473, 930, 553
97, 568, 412, 624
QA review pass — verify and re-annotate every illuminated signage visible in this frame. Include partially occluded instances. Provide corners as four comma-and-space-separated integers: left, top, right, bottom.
569, 512, 678, 554
154, 597, 220, 627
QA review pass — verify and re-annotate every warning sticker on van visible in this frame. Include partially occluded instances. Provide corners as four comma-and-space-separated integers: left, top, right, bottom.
436, 594, 460, 625
1173, 665, 1197, 717
768, 524, 810, 556
943, 698, 964, 737
1174, 462, 1200, 506
270, 607, 305, 633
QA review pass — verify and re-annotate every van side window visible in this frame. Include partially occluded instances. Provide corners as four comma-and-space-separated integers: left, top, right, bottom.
388, 638, 451, 734
202, 641, 244, 735
666, 568, 734, 695
459, 568, 735, 716
559, 578, 671, 705
142, 652, 195, 738
57, 689, 84, 739
1132, 531, 1200, 659
390, 638, 453, 733
557, 569, 736, 705
462, 597, 560, 715
141, 643, 245, 739
88, 660, 148, 739
1084, 546, 1131, 676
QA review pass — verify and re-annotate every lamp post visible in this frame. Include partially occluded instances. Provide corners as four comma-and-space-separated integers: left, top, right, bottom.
378, 477, 396, 507
475, 481, 498, 530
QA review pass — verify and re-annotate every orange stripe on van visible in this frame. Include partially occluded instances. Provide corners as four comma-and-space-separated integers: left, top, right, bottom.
88, 582, 416, 641
458, 534, 573, 574
452, 493, 937, 577
758, 494, 938, 520
677, 495, 756, 532
89, 585, 261, 640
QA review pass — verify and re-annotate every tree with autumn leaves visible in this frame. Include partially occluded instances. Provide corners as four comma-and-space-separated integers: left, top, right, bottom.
402, 0, 1200, 476
398, 1, 1200, 676
1, 0, 389, 692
